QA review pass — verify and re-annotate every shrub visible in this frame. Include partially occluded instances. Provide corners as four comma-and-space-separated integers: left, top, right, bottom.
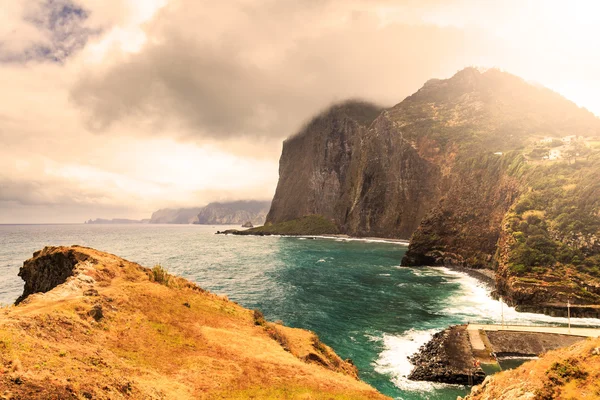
151, 265, 171, 286
253, 310, 267, 326
510, 264, 529, 275
546, 358, 588, 385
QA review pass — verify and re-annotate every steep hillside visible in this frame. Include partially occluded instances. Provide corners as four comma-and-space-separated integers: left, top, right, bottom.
196, 200, 271, 225
0, 246, 388, 400
494, 153, 600, 316
265, 67, 600, 315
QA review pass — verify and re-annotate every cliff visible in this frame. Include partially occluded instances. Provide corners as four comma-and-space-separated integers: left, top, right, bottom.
266, 100, 439, 239
149, 207, 203, 224
265, 68, 600, 314
85, 218, 149, 224
148, 201, 271, 225
1, 246, 388, 399
195, 200, 270, 225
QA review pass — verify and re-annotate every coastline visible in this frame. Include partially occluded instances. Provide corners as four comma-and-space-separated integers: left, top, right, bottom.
217, 229, 411, 246
220, 228, 498, 288
435, 265, 496, 289
299, 234, 410, 245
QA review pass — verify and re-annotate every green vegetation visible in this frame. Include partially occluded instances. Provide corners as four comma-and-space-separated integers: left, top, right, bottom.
247, 215, 340, 236
535, 357, 590, 398
150, 265, 171, 286
546, 358, 588, 384
455, 150, 528, 178
504, 153, 600, 283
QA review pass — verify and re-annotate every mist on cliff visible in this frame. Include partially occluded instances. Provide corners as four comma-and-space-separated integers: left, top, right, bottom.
1, 0, 599, 223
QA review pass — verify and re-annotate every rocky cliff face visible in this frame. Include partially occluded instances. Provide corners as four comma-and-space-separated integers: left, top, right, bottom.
402, 153, 523, 268
269, 68, 599, 243
16, 247, 90, 304
196, 200, 270, 225
266, 101, 440, 238
266, 67, 600, 312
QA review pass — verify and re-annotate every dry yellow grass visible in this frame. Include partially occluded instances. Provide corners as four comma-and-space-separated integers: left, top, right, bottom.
464, 337, 600, 400
0, 246, 389, 400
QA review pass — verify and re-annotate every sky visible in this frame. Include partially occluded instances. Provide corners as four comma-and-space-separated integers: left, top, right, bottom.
1, 0, 600, 223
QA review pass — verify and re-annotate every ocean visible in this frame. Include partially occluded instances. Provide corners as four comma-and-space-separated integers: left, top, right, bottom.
1, 224, 599, 399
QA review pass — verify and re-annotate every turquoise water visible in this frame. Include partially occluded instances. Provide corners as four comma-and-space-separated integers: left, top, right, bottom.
1, 224, 598, 399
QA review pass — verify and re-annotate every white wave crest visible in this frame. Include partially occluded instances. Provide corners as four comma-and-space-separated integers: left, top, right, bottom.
373, 329, 455, 392
434, 267, 600, 327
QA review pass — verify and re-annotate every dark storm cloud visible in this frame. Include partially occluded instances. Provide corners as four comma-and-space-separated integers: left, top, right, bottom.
70, 0, 493, 141
0, 0, 99, 63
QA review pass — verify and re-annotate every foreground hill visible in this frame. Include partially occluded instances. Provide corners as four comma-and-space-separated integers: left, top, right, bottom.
462, 337, 600, 399
264, 68, 600, 316
0, 246, 388, 400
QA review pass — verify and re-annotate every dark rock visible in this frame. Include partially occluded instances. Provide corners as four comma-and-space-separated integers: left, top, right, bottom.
83, 288, 99, 297
266, 101, 439, 239
408, 325, 485, 385
16, 246, 90, 305
89, 304, 103, 321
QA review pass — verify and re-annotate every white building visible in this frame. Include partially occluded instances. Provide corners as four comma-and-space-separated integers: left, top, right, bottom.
549, 149, 562, 160
540, 137, 554, 144
561, 135, 577, 144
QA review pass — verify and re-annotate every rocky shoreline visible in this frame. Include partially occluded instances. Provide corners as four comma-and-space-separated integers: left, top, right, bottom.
407, 324, 590, 388
408, 325, 486, 386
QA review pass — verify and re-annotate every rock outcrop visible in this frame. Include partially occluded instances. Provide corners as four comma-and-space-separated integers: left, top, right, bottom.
408, 325, 485, 385
3, 246, 388, 399
16, 247, 90, 304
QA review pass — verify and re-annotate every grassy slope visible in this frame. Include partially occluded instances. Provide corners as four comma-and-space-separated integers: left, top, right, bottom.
463, 337, 600, 400
0, 246, 387, 400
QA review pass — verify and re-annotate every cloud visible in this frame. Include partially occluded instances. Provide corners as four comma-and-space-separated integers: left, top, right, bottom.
70, 0, 497, 142
0, 0, 101, 63
2, 0, 600, 223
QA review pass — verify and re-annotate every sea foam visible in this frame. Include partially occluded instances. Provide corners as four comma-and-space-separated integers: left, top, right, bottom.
434, 267, 600, 327
374, 329, 454, 392
374, 266, 600, 394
